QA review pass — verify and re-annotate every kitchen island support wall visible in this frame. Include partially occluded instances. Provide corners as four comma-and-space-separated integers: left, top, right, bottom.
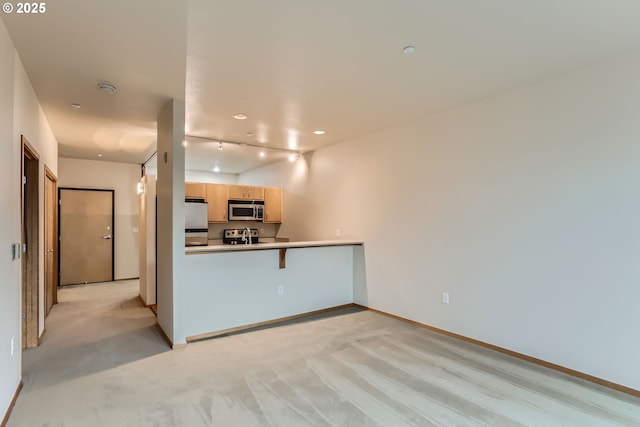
175, 245, 361, 344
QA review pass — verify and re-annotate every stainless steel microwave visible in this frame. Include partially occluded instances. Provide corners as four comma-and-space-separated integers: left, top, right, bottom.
228, 200, 264, 221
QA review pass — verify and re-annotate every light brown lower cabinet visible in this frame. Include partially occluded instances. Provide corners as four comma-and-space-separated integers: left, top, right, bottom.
263, 187, 282, 223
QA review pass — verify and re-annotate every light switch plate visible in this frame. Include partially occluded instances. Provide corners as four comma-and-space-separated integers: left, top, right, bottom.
11, 243, 20, 260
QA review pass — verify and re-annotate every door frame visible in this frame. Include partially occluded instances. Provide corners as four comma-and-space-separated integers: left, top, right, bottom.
44, 166, 58, 315
21, 136, 39, 349
58, 187, 115, 284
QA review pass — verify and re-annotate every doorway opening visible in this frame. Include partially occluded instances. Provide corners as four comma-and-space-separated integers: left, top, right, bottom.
22, 136, 39, 349
58, 188, 114, 286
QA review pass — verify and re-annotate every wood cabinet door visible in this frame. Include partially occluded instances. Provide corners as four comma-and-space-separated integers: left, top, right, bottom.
228, 185, 264, 200
227, 185, 246, 199
185, 182, 207, 199
263, 187, 282, 223
207, 184, 228, 222
248, 186, 264, 200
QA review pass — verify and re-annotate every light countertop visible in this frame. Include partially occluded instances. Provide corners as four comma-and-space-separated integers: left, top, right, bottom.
185, 240, 364, 254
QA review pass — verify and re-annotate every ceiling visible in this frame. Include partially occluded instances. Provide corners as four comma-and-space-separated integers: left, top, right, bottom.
4, 1, 640, 174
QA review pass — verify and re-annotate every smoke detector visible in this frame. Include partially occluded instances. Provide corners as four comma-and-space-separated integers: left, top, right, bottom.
97, 83, 117, 94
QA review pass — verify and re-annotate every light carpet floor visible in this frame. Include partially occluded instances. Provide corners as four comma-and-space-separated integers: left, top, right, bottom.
7, 280, 640, 426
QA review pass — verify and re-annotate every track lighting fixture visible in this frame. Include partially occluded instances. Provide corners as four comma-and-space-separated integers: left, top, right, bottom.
180, 135, 306, 171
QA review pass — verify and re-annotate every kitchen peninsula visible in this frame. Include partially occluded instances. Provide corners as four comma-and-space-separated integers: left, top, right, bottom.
149, 102, 366, 348
174, 239, 366, 345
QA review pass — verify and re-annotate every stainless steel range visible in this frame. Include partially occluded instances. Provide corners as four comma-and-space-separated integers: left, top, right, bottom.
223, 228, 259, 245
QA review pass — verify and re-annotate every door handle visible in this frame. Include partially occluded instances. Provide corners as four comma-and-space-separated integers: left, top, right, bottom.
102, 235, 112, 240
47, 249, 54, 253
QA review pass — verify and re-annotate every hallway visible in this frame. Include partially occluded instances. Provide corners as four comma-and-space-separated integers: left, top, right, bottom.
9, 280, 169, 425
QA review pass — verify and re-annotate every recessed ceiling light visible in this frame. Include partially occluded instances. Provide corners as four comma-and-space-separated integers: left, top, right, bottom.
313, 130, 326, 135
233, 113, 247, 120
402, 45, 416, 54
213, 166, 220, 173
71, 103, 81, 109
259, 151, 266, 158
97, 154, 103, 158
97, 83, 117, 94
182, 140, 188, 147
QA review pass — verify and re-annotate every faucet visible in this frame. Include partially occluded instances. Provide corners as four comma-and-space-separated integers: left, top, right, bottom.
246, 227, 252, 244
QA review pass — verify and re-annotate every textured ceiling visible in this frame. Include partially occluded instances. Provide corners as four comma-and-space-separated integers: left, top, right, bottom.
4, 0, 640, 173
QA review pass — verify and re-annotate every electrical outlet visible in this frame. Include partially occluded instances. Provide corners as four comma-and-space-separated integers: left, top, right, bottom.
442, 292, 450, 305
10, 337, 15, 356
335, 228, 341, 238
132, 227, 139, 233
277, 285, 284, 295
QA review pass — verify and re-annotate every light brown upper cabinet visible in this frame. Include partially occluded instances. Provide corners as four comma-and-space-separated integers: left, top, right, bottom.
207, 184, 228, 223
185, 182, 207, 200
228, 185, 264, 200
263, 187, 282, 223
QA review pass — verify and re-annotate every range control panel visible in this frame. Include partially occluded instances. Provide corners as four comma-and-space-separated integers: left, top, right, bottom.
223, 228, 259, 245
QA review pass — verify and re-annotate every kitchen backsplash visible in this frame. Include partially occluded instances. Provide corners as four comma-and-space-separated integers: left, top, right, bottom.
208, 221, 280, 240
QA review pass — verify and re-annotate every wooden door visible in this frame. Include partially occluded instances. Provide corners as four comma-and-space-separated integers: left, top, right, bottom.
59, 189, 114, 285
264, 187, 282, 223
22, 137, 39, 349
44, 167, 58, 315
206, 184, 228, 222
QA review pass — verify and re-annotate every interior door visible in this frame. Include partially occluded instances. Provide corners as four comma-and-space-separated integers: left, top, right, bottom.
22, 138, 39, 349
59, 188, 114, 285
44, 168, 58, 314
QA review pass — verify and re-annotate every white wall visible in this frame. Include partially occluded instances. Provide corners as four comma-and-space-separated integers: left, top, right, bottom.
58, 158, 140, 280
0, 19, 20, 422
177, 246, 355, 344
14, 51, 59, 336
0, 19, 58, 420
139, 174, 156, 305
155, 99, 186, 342
239, 51, 640, 391
145, 167, 238, 185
